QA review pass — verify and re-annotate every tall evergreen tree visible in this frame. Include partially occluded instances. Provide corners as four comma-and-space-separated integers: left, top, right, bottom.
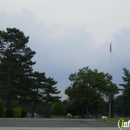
30, 71, 61, 117
0, 28, 36, 109
120, 68, 130, 96
120, 68, 130, 116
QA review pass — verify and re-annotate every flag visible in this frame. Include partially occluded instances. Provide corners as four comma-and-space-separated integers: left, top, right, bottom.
110, 43, 112, 52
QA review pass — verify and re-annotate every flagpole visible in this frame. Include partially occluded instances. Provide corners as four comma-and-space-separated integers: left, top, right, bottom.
109, 42, 112, 118
110, 42, 112, 73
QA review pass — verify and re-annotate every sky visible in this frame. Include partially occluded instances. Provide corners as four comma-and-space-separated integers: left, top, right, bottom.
0, 0, 130, 100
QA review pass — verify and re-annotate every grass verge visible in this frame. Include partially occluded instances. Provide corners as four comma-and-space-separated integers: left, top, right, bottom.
102, 117, 130, 124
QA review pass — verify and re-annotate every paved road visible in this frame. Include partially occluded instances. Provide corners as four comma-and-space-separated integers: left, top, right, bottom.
0, 118, 117, 127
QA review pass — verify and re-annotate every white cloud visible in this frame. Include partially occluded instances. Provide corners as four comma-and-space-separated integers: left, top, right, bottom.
0, 0, 130, 99
0, 10, 93, 99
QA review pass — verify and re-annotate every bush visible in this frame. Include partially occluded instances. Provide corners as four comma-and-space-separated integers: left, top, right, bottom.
13, 107, 22, 118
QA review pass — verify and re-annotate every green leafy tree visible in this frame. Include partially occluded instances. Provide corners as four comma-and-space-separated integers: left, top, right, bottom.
65, 66, 118, 118
101, 83, 118, 101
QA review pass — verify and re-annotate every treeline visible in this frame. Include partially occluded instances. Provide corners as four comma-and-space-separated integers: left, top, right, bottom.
50, 67, 130, 118
0, 28, 129, 118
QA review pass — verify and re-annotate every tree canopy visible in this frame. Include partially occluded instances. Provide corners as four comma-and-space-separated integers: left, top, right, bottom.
65, 66, 118, 117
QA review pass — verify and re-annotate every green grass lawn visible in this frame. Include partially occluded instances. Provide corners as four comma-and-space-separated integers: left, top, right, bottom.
102, 117, 130, 124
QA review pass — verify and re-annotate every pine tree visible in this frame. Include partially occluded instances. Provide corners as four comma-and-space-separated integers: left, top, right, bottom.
0, 28, 36, 109
30, 71, 61, 117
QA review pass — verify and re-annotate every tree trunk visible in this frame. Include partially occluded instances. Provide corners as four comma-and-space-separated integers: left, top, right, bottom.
82, 100, 89, 118
86, 102, 89, 117
109, 100, 111, 118
5, 90, 10, 110
95, 101, 98, 118
31, 101, 36, 118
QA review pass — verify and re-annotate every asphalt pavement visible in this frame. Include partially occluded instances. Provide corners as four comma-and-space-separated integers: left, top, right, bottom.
0, 118, 120, 130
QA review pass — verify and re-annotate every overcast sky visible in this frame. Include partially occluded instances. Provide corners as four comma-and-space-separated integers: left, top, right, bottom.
0, 0, 130, 100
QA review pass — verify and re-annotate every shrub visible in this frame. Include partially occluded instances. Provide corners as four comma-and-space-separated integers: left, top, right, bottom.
13, 107, 22, 118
